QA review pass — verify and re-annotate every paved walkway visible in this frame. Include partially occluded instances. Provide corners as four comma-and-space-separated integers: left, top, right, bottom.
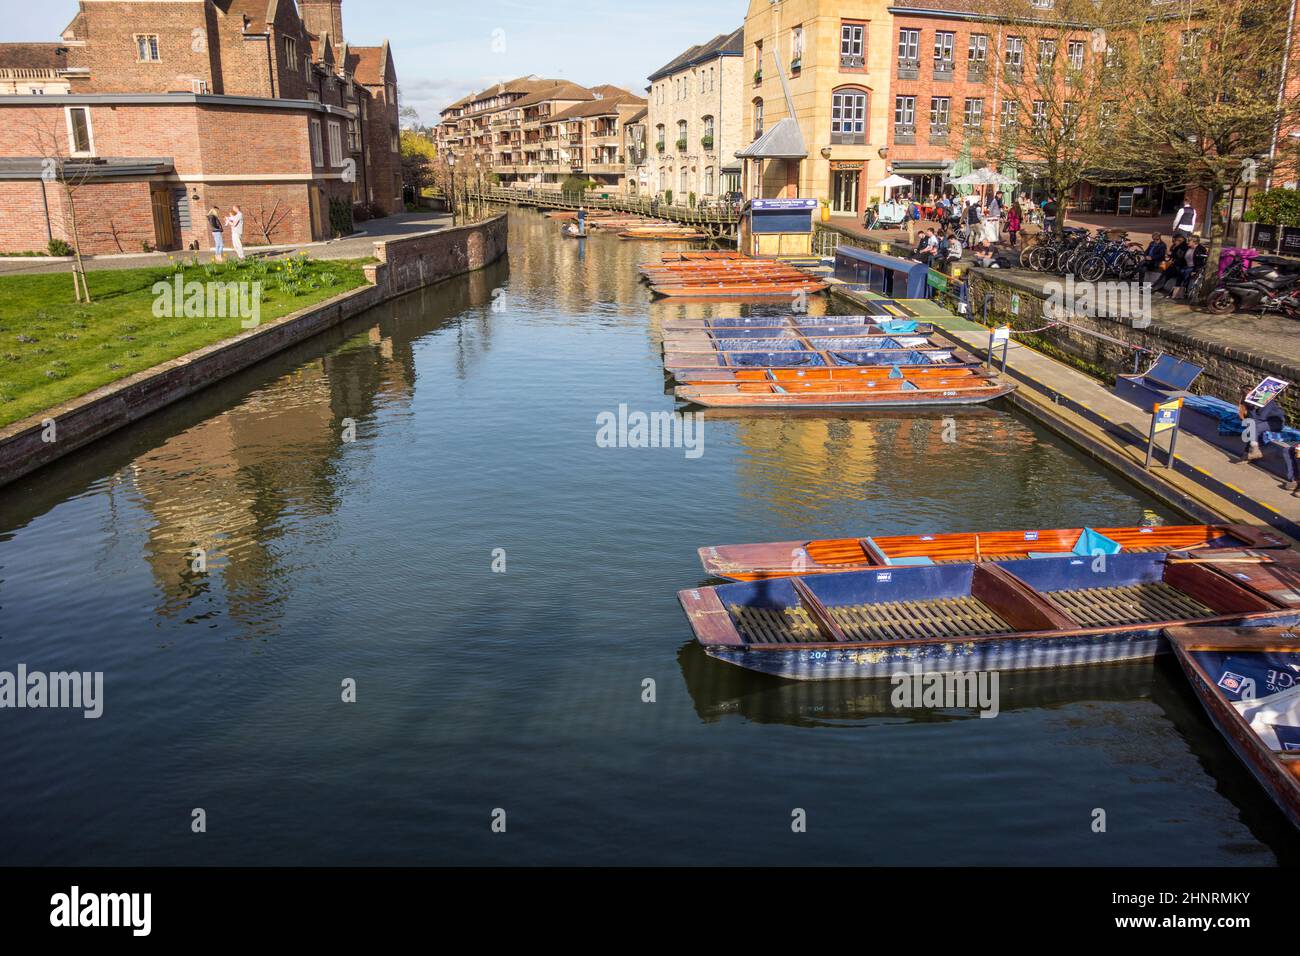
0, 210, 454, 276
833, 283, 1300, 538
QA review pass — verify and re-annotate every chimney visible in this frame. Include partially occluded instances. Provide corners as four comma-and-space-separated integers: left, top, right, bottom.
300, 0, 344, 48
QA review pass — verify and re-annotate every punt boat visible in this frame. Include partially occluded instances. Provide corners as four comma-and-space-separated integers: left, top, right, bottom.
678, 549, 1300, 679
675, 370, 1015, 408
651, 281, 830, 300
698, 523, 1291, 580
1167, 626, 1300, 829
663, 345, 979, 379
661, 315, 931, 333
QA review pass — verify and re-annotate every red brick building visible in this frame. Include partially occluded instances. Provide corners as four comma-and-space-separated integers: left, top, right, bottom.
0, 0, 400, 255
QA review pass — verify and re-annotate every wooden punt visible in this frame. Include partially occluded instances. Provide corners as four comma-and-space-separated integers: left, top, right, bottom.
697, 523, 1292, 581
1167, 626, 1300, 829
620, 229, 709, 240
678, 550, 1300, 680
661, 331, 937, 352
652, 282, 829, 300
661, 315, 932, 332
676, 374, 1015, 408
662, 346, 979, 378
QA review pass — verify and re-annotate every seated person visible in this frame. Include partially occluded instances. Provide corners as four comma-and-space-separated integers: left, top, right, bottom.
1233, 387, 1285, 464
1142, 233, 1167, 276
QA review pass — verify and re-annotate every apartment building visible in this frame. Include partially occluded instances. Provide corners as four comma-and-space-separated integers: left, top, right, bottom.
437, 78, 645, 192
644, 28, 744, 203
740, 0, 892, 220
0, 0, 400, 255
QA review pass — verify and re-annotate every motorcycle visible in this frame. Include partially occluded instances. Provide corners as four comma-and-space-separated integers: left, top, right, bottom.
1205, 253, 1300, 316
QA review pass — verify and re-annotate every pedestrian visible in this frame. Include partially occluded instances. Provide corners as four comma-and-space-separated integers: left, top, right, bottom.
1233, 386, 1286, 464
1171, 199, 1197, 239
224, 205, 245, 260
207, 206, 225, 262
1142, 232, 1167, 278
1006, 202, 1021, 247
1042, 195, 1058, 234
982, 195, 1000, 245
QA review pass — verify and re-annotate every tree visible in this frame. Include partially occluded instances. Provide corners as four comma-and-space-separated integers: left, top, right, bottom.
18, 113, 95, 302
969, 0, 1130, 232
399, 130, 436, 197
1106, 0, 1300, 297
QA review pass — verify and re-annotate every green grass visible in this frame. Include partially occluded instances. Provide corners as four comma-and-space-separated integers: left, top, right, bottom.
0, 254, 372, 428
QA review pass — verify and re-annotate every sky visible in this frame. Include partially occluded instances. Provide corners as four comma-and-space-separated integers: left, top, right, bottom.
8, 1, 745, 123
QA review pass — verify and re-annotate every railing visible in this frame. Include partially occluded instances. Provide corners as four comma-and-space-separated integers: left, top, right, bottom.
468, 186, 742, 234
841, 53, 865, 69
894, 124, 916, 144
897, 58, 920, 80
934, 59, 954, 80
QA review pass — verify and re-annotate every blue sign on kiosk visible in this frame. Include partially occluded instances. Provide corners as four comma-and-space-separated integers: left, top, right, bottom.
741, 198, 819, 258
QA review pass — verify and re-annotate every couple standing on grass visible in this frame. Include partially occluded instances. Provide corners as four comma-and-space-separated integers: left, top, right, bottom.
206, 205, 244, 262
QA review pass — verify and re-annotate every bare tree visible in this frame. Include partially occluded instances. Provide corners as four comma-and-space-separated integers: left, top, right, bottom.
18, 113, 95, 302
251, 201, 290, 245
967, 0, 1130, 232
1106, 0, 1300, 296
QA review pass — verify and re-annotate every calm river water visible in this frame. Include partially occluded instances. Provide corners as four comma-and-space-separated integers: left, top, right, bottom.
1, 209, 1296, 865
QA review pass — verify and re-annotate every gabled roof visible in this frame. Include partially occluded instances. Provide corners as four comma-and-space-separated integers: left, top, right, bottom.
510, 82, 593, 108
625, 106, 648, 124
648, 27, 744, 82
0, 43, 68, 71
350, 42, 393, 86
735, 118, 807, 159
551, 93, 643, 121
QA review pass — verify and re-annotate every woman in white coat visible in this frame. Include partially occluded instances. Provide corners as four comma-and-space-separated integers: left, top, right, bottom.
225, 205, 246, 260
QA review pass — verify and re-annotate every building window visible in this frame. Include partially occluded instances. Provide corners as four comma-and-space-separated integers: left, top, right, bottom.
930, 96, 950, 129
898, 29, 919, 64
894, 95, 916, 127
1038, 39, 1055, 72
680, 167, 688, 193
831, 88, 867, 143
841, 22, 865, 69
328, 121, 343, 166
791, 25, 803, 69
1005, 36, 1024, 69
1067, 40, 1085, 71
702, 114, 715, 149
1000, 100, 1019, 128
283, 37, 297, 71
753, 98, 764, 137
963, 97, 984, 129
66, 106, 93, 155
704, 166, 715, 195
969, 34, 988, 63
656, 124, 665, 150
135, 35, 160, 62
1032, 100, 1047, 128
934, 31, 955, 67
310, 118, 323, 166
754, 39, 763, 81
676, 119, 687, 150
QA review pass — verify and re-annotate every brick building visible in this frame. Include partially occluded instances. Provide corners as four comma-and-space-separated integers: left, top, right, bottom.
0, 0, 400, 255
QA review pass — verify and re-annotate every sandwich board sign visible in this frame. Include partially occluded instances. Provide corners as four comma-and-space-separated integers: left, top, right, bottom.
1145, 397, 1183, 469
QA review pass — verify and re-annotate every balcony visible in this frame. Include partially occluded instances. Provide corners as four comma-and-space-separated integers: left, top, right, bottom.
934, 59, 954, 81
831, 131, 866, 146
1004, 62, 1023, 81
894, 124, 916, 145
841, 53, 864, 69
929, 124, 950, 145
897, 58, 920, 80
967, 62, 987, 82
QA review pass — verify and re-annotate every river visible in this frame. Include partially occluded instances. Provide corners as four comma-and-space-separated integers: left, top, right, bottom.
1, 208, 1295, 865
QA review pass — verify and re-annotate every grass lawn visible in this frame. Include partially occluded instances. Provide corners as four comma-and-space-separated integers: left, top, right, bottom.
0, 254, 372, 429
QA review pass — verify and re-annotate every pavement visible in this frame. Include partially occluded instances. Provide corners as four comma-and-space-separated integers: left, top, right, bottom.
832, 283, 1300, 540
0, 210, 454, 276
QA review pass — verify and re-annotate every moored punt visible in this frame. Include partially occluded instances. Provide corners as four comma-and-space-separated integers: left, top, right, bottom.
661, 315, 931, 333
678, 550, 1300, 680
651, 282, 830, 300
1166, 626, 1300, 829
697, 523, 1292, 581
676, 374, 1015, 408
662, 345, 978, 378
661, 330, 937, 352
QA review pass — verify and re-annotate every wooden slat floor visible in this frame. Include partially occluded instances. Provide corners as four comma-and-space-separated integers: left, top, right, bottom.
1044, 582, 1214, 627
730, 596, 1013, 644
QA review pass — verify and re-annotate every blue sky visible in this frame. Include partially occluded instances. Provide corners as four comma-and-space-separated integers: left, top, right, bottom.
9, 1, 744, 123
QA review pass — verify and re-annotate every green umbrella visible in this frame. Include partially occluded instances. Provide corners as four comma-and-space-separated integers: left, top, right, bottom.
949, 141, 973, 196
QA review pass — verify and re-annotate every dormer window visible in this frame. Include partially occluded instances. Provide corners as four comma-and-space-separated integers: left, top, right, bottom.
284, 37, 298, 71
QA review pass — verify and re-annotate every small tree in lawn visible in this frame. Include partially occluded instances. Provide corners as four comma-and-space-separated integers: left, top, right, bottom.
251, 201, 290, 245
20, 113, 94, 302
1106, 0, 1300, 299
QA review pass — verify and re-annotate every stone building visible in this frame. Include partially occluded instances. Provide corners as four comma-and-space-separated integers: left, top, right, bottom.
0, 0, 400, 255
644, 28, 744, 203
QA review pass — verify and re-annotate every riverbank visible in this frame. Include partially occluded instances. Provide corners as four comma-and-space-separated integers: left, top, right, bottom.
0, 213, 507, 488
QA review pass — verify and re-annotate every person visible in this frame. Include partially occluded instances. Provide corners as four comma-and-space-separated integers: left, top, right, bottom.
1141, 232, 1167, 278
1171, 200, 1197, 239
207, 206, 224, 261
1154, 234, 1188, 295
863, 204, 879, 231
1233, 386, 1286, 464
1043, 195, 1060, 234
945, 231, 963, 261
224, 205, 245, 260
913, 228, 933, 265
982, 194, 1001, 245
1174, 236, 1207, 298
1006, 202, 1021, 248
